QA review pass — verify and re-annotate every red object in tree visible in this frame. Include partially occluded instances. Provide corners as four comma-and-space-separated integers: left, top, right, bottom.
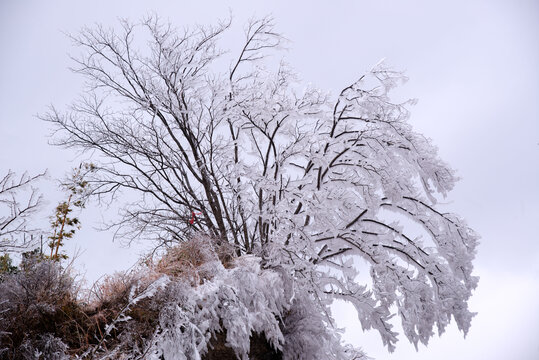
189, 211, 201, 225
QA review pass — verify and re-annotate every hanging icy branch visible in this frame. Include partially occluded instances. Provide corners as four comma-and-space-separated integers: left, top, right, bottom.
43, 15, 479, 356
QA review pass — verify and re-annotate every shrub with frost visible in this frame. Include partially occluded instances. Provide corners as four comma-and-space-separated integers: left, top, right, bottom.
80, 235, 366, 359
0, 255, 72, 359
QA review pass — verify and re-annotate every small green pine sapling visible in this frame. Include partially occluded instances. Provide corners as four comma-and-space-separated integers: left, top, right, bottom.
48, 163, 94, 261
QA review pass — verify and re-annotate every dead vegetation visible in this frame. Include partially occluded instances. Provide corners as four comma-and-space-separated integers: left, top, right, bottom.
152, 233, 230, 285
0, 233, 281, 359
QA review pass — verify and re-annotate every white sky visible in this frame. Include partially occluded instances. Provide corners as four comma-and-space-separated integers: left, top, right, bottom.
1, 0, 538, 359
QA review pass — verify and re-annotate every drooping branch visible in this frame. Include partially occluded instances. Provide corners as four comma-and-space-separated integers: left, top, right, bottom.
43, 16, 478, 354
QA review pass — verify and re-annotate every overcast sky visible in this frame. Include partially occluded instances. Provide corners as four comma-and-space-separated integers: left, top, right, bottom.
1, 1, 538, 359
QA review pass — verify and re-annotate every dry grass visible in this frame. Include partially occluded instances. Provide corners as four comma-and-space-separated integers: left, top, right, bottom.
0, 233, 241, 359
152, 233, 236, 285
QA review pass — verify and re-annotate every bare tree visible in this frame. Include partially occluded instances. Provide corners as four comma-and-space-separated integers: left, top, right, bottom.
43, 16, 479, 352
0, 171, 45, 252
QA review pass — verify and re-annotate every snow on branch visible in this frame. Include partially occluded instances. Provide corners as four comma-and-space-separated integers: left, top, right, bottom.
41, 15, 479, 357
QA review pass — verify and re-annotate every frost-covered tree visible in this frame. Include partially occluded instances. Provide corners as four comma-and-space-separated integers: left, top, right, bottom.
43, 16, 479, 357
0, 170, 45, 252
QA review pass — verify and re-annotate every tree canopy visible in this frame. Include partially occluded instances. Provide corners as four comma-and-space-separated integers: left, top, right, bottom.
41, 15, 479, 357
